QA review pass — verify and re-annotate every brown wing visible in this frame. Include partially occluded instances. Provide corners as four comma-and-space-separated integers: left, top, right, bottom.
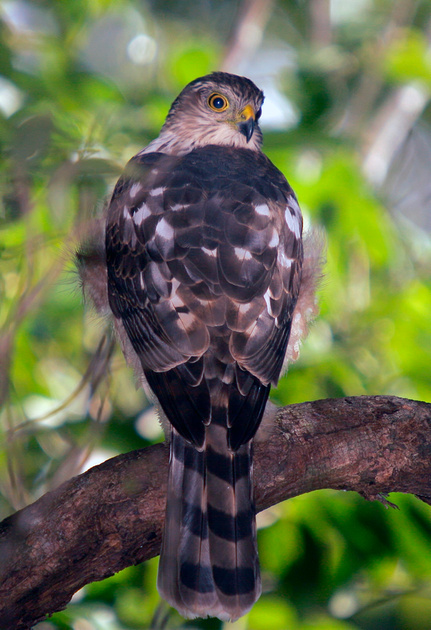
105, 145, 303, 449
106, 144, 303, 619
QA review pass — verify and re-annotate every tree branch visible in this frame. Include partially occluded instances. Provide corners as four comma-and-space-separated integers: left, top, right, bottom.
1, 395, 431, 629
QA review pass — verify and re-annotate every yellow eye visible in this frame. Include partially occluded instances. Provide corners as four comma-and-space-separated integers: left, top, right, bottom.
208, 93, 229, 112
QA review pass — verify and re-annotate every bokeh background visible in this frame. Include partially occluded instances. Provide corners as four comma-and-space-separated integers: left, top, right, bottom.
1, 0, 431, 628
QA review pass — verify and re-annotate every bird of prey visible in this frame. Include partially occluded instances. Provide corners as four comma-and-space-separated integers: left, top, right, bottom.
78, 72, 321, 621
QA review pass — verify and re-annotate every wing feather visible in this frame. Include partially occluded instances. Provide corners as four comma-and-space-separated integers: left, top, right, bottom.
106, 145, 303, 443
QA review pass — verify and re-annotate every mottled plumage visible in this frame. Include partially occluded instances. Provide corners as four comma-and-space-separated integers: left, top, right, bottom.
78, 72, 319, 621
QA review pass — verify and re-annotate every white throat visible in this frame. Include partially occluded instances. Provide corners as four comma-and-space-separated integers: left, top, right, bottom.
141, 123, 262, 156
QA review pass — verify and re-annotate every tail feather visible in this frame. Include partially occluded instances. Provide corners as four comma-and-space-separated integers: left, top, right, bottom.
157, 426, 261, 621
206, 423, 260, 618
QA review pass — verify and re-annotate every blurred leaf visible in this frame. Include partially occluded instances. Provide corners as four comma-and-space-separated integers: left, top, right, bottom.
384, 29, 431, 84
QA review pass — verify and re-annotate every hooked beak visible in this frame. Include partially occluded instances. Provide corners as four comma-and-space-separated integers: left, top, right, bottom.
237, 104, 256, 142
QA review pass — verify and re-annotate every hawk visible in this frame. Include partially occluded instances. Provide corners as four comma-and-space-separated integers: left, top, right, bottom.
78, 72, 321, 621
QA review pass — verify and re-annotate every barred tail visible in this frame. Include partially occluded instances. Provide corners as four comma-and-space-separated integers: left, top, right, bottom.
157, 426, 261, 621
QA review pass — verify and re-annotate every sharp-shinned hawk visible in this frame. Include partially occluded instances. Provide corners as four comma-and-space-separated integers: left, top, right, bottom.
78, 72, 321, 621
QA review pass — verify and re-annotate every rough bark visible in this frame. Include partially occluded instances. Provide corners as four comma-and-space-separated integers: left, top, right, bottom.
1, 395, 431, 630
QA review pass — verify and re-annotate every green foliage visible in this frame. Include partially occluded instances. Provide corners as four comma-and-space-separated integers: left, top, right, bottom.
1, 1, 431, 629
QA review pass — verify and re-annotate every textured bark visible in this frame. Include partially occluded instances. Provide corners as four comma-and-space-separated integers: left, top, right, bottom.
1, 395, 431, 629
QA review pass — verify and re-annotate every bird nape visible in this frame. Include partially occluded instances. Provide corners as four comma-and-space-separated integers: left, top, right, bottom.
78, 71, 321, 621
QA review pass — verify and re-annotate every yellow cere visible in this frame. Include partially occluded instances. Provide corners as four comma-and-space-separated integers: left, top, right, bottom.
240, 104, 255, 121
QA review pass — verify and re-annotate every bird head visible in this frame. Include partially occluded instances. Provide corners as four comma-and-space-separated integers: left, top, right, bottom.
156, 72, 265, 154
